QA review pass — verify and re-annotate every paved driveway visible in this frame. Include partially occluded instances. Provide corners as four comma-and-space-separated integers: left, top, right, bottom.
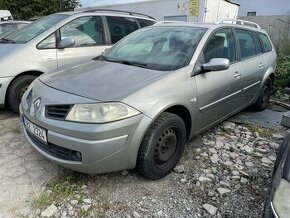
0, 110, 61, 218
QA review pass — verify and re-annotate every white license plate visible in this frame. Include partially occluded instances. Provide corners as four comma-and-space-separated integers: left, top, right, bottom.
23, 116, 47, 143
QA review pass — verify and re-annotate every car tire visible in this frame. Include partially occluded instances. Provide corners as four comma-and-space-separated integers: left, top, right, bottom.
252, 78, 272, 111
136, 112, 186, 180
7, 75, 37, 113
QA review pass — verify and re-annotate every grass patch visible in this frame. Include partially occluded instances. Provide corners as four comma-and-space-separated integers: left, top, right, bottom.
243, 123, 275, 138
33, 173, 89, 209
11, 127, 21, 134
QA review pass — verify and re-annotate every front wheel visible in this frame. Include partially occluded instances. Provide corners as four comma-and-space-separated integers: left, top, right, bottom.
136, 112, 186, 180
252, 78, 272, 111
7, 75, 37, 113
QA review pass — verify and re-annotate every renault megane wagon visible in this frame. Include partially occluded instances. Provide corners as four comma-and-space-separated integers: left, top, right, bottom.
21, 19, 276, 179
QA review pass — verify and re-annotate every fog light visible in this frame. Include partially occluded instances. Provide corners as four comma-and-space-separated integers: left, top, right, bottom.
72, 151, 82, 161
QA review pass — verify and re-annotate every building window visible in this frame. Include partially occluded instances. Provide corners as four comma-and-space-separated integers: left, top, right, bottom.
247, 12, 256, 16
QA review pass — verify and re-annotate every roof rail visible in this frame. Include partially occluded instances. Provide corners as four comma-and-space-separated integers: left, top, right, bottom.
154, 20, 187, 25
81, 9, 156, 20
216, 18, 261, 28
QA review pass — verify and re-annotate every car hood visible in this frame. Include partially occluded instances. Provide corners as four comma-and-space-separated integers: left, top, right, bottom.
40, 60, 169, 101
0, 43, 23, 56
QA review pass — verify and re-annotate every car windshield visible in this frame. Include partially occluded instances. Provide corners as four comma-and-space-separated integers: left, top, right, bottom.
103, 26, 207, 71
1, 14, 68, 44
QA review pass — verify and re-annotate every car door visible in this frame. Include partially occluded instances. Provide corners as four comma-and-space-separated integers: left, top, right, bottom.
57, 16, 110, 68
194, 28, 243, 131
235, 28, 265, 104
35, 32, 58, 72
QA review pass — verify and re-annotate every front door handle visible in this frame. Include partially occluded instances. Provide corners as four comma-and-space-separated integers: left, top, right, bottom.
234, 71, 242, 78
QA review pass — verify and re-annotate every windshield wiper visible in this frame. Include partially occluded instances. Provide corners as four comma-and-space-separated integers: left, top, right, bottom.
94, 55, 149, 69
0, 38, 15, 44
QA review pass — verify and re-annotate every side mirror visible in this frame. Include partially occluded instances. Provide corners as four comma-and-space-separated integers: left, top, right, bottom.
201, 58, 230, 72
58, 37, 75, 49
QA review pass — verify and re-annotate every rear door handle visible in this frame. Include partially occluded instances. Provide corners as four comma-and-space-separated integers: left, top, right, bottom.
234, 71, 242, 78
259, 63, 265, 68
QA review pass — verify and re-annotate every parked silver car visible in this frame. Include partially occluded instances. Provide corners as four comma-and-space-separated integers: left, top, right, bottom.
0, 20, 31, 38
0, 9, 155, 113
264, 134, 290, 218
21, 19, 277, 179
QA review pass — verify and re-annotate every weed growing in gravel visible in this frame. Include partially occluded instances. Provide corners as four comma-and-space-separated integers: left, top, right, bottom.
243, 123, 276, 138
33, 173, 89, 209
11, 127, 21, 134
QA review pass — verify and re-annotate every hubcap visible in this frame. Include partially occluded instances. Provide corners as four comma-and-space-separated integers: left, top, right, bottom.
154, 128, 178, 165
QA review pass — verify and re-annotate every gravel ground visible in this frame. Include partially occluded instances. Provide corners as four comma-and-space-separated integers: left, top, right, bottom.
30, 121, 287, 218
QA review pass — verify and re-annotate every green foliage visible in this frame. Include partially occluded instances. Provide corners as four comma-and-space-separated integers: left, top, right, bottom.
0, 0, 81, 19
274, 54, 290, 90
33, 173, 89, 209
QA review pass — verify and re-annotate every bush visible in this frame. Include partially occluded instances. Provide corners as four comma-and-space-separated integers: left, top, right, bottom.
274, 54, 290, 89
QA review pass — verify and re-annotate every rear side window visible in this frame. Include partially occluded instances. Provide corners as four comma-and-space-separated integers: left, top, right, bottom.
106, 16, 139, 44
259, 33, 272, 52
236, 29, 256, 59
60, 16, 105, 47
253, 32, 263, 54
137, 18, 155, 28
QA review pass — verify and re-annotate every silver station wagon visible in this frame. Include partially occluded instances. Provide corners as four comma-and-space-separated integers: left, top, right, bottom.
21, 19, 277, 179
0, 9, 155, 113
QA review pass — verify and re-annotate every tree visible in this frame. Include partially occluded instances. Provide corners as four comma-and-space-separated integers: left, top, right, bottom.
0, 0, 81, 20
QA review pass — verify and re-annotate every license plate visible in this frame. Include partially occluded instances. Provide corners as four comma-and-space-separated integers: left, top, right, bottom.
23, 116, 47, 143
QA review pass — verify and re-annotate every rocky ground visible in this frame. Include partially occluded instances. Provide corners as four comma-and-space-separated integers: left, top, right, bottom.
28, 121, 286, 218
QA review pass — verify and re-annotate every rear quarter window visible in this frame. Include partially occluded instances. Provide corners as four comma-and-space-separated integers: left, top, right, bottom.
259, 33, 272, 52
137, 18, 155, 28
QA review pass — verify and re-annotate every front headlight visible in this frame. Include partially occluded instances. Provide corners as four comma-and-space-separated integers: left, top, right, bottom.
273, 179, 290, 218
66, 102, 140, 123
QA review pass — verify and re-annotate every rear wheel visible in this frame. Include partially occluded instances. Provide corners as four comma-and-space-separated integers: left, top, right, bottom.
7, 75, 37, 113
136, 112, 186, 180
252, 78, 272, 111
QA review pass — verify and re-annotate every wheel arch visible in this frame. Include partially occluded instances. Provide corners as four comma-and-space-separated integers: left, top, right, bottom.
164, 105, 192, 141
5, 70, 43, 105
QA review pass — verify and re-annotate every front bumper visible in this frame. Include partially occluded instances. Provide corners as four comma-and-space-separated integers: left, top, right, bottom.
20, 80, 152, 173
0, 76, 14, 107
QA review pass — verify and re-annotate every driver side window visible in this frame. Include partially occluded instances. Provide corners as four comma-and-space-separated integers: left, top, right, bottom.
203, 28, 236, 63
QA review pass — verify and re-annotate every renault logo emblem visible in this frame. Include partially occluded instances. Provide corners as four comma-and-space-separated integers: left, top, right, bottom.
30, 98, 41, 116
34, 98, 41, 110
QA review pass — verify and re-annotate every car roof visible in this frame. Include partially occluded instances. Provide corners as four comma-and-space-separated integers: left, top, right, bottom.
57, 9, 156, 21
0, 20, 31, 23
153, 20, 268, 34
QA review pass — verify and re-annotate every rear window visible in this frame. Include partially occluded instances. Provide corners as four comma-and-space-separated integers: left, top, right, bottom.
259, 33, 272, 52
236, 29, 256, 59
137, 18, 155, 28
106, 16, 139, 44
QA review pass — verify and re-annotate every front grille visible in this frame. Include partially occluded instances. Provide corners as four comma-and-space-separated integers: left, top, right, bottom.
26, 130, 82, 162
46, 105, 72, 120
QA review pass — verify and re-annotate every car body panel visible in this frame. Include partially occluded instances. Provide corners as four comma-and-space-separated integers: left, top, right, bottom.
264, 135, 290, 217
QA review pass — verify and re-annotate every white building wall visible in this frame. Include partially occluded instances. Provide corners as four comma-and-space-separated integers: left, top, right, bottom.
81, 0, 239, 22
235, 0, 290, 16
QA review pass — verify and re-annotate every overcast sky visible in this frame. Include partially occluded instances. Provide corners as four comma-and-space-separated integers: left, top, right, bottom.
80, 0, 150, 7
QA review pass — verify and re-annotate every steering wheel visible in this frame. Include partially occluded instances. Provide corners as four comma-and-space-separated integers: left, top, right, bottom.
176, 52, 189, 64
